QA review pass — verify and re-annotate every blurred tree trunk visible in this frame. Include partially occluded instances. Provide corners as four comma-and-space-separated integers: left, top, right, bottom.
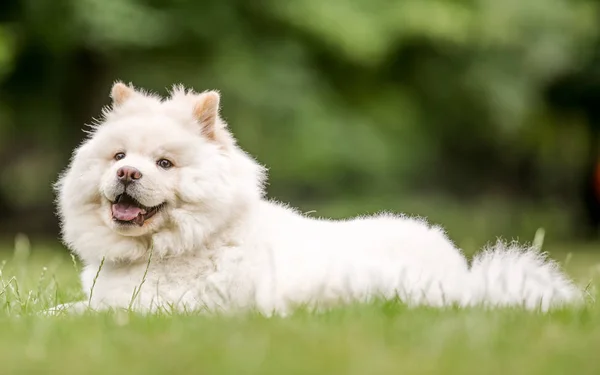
0, 46, 110, 238
583, 115, 600, 238
547, 60, 600, 239
60, 48, 112, 151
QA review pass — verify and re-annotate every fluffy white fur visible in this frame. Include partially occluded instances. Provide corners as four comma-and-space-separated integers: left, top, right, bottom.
50, 82, 584, 315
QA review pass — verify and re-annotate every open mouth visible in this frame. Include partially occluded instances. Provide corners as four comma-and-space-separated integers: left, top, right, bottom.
111, 193, 164, 227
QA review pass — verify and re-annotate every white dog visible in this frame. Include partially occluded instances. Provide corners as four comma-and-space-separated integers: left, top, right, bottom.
51, 82, 583, 315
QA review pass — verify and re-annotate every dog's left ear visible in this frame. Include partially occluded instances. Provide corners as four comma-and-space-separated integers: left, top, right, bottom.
193, 91, 221, 140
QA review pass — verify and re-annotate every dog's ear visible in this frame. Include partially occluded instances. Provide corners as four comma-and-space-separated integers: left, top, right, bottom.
110, 82, 136, 107
193, 91, 221, 140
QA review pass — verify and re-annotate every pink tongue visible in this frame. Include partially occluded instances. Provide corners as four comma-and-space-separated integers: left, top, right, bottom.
112, 203, 142, 221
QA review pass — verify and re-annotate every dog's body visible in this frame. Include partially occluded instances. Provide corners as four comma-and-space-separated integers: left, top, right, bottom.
52, 82, 582, 315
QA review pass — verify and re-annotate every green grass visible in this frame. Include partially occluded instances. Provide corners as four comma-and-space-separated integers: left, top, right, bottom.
0, 236, 599, 375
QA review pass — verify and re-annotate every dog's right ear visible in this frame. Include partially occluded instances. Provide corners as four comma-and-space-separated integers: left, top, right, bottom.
110, 82, 136, 107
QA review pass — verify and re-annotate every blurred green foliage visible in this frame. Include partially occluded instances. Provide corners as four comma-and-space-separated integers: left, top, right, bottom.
0, 0, 599, 237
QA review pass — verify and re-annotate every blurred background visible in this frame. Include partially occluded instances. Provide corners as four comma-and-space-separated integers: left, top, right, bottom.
0, 0, 599, 251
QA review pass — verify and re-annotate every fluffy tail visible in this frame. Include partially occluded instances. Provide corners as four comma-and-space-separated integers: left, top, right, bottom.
467, 241, 585, 311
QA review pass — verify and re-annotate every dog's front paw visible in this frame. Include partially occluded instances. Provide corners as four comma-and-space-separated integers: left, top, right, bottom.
43, 301, 93, 316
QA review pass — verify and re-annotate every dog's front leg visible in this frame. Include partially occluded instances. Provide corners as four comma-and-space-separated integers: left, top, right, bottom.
43, 301, 97, 316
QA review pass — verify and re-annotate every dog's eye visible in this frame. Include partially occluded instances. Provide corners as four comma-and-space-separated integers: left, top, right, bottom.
114, 152, 126, 161
157, 159, 173, 169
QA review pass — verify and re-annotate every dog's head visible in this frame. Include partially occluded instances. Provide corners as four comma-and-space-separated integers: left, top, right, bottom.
56, 82, 265, 263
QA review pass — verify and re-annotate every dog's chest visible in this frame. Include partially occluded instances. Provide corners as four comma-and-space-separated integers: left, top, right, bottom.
81, 251, 254, 312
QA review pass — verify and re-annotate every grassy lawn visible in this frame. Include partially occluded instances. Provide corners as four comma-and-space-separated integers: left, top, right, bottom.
0, 236, 599, 375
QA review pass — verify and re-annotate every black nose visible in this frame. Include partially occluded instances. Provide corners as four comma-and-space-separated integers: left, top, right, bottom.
116, 166, 142, 184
